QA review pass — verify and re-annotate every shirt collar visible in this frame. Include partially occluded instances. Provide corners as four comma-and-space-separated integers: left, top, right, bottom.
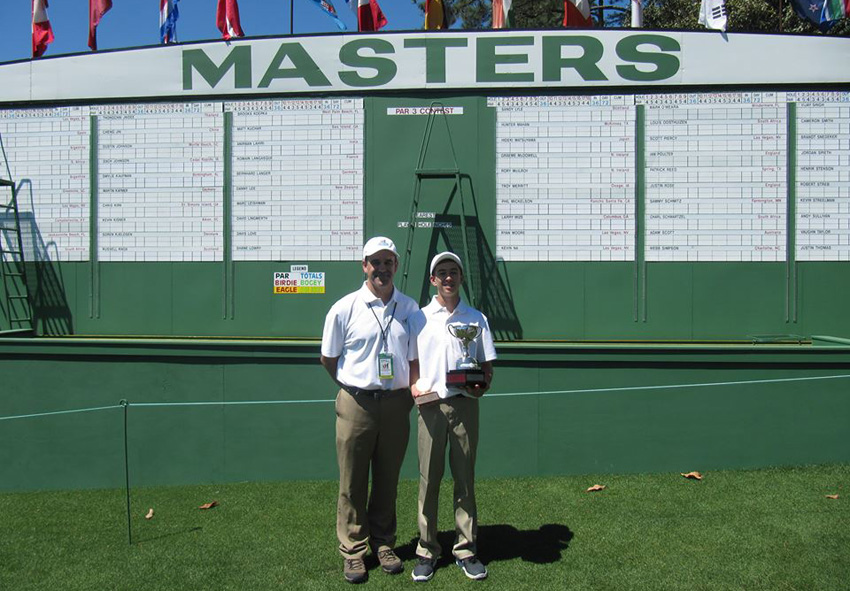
358, 281, 397, 306
425, 294, 468, 317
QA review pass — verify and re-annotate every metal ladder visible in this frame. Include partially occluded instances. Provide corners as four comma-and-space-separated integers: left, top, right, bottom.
399, 102, 477, 307
1, 177, 34, 335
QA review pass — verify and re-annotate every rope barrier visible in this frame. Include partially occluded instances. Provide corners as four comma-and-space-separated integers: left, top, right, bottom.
0, 403, 124, 422
2, 373, 849, 422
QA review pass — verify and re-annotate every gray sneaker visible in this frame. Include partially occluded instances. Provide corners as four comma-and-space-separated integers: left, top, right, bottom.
456, 556, 488, 580
411, 557, 436, 582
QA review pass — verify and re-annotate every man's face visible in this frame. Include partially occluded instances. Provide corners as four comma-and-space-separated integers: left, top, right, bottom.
362, 250, 398, 292
430, 260, 463, 300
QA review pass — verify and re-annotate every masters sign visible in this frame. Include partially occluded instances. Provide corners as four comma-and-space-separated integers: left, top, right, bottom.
1, 31, 848, 104
182, 33, 682, 92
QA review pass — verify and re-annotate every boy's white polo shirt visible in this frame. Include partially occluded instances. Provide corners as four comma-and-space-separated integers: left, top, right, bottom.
321, 282, 418, 391
409, 296, 497, 399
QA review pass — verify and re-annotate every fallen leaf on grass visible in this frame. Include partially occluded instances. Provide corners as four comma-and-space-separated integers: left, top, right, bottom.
199, 501, 219, 510
586, 484, 606, 492
681, 471, 703, 480
826, 494, 839, 500
144, 508, 154, 520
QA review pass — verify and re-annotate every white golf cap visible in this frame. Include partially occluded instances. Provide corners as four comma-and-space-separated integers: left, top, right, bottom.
429, 251, 463, 275
362, 236, 398, 259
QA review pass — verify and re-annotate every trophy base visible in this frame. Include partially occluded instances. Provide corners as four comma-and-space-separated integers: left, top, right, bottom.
446, 369, 487, 389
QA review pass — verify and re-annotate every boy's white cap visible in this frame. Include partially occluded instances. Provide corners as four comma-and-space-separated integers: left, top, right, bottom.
363, 236, 398, 259
429, 251, 463, 275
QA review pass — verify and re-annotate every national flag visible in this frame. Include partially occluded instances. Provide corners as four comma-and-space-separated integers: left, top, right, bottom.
492, 0, 513, 28
820, 0, 850, 28
788, 0, 831, 30
32, 0, 54, 58
217, 0, 245, 40
306, 0, 347, 30
425, 0, 447, 29
563, 0, 592, 27
349, 0, 388, 31
88, 0, 113, 51
698, 0, 727, 31
160, 0, 180, 44
630, 0, 643, 27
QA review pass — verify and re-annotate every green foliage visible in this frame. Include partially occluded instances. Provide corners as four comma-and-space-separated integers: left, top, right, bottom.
1, 465, 848, 590
611, 0, 850, 34
412, 0, 492, 28
414, 0, 850, 33
412, 0, 591, 29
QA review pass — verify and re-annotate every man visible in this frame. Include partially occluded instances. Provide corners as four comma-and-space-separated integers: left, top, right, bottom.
408, 251, 497, 582
320, 236, 419, 584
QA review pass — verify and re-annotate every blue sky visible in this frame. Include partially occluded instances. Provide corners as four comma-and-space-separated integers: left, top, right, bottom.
2, 0, 426, 64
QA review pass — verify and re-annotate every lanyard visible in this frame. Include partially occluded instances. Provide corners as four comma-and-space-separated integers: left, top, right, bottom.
368, 300, 398, 352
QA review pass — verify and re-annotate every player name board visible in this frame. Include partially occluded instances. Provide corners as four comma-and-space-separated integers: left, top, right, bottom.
227, 98, 363, 261
0, 106, 90, 261
491, 95, 636, 262
794, 91, 850, 261
640, 92, 787, 262
95, 102, 224, 262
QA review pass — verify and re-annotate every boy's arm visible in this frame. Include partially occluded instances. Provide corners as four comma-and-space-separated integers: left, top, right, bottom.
466, 361, 493, 398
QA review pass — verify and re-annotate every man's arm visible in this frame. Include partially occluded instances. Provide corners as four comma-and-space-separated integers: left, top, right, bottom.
409, 359, 421, 397
320, 355, 341, 387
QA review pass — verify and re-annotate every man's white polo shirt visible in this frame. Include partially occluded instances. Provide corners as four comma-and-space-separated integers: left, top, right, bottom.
409, 296, 497, 399
321, 282, 418, 391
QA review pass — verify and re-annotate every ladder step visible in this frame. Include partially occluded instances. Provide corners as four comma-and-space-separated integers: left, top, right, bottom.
415, 168, 459, 177
11, 317, 33, 323
9, 295, 30, 300
3, 272, 25, 278
3, 250, 22, 257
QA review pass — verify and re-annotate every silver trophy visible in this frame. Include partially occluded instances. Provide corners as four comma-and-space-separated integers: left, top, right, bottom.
446, 324, 486, 388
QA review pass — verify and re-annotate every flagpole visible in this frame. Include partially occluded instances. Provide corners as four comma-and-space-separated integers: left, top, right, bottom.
290, 0, 294, 34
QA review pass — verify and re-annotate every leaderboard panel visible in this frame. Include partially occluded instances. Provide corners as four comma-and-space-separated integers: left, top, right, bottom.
94, 102, 225, 262
227, 98, 364, 262
0, 106, 90, 261
794, 91, 850, 261
491, 95, 636, 262
639, 92, 787, 262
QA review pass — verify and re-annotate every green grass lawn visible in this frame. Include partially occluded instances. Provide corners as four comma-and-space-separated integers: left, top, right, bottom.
1, 465, 847, 590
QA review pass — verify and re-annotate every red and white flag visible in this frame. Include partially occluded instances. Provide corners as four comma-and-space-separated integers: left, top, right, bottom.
32, 0, 54, 58
563, 0, 593, 27
217, 0, 245, 40
493, 0, 514, 28
88, 0, 113, 51
352, 0, 388, 31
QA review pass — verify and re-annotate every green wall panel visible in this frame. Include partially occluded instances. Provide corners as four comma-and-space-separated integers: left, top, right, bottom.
691, 264, 788, 339
2, 341, 849, 492
796, 262, 850, 338
644, 264, 695, 339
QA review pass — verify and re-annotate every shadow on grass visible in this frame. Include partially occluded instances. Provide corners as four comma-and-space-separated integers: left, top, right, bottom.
392, 523, 573, 568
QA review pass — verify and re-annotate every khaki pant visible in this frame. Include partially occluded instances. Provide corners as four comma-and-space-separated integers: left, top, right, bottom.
335, 388, 413, 558
415, 395, 479, 560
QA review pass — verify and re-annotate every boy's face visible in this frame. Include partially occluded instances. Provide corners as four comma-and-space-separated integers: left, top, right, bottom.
430, 260, 463, 300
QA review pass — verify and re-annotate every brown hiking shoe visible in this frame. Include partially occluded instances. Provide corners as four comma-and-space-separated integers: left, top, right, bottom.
376, 548, 403, 574
343, 557, 367, 583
